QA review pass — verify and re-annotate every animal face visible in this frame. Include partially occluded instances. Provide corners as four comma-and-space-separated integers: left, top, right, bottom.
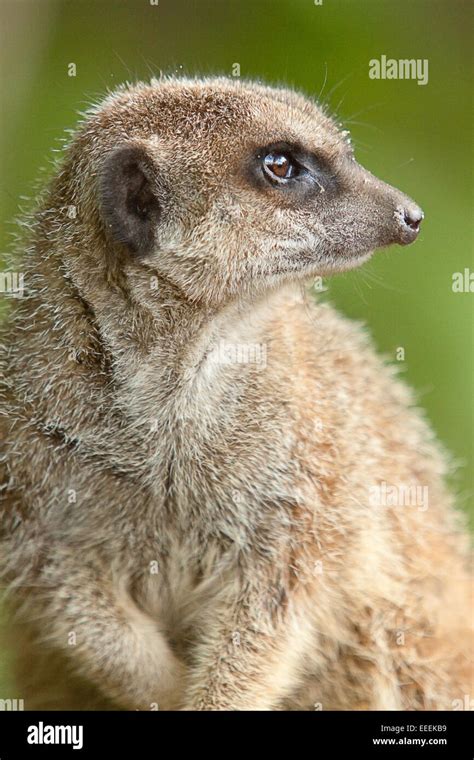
94, 77, 423, 306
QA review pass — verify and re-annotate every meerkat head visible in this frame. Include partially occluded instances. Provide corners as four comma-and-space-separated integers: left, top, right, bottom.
66, 77, 423, 308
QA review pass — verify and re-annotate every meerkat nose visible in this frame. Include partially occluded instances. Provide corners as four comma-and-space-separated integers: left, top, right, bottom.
403, 204, 424, 232
394, 202, 424, 244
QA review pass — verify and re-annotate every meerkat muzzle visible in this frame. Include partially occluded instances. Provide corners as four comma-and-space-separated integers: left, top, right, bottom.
351, 165, 424, 250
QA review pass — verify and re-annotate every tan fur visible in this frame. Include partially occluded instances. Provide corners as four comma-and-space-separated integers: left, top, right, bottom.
0, 77, 472, 711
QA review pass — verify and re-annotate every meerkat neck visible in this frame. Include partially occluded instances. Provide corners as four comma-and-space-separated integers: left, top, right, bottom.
113, 283, 291, 374
103, 281, 303, 429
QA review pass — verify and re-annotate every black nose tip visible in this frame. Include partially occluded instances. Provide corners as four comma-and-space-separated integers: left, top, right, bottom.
403, 206, 423, 232
395, 203, 424, 244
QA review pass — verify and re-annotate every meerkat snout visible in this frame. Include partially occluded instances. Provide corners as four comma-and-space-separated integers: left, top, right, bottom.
362, 183, 424, 247
332, 159, 424, 253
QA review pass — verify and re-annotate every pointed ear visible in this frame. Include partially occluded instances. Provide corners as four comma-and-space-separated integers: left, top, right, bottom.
99, 144, 161, 256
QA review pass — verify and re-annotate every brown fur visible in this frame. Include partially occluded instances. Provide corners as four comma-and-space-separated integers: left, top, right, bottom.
0, 76, 472, 711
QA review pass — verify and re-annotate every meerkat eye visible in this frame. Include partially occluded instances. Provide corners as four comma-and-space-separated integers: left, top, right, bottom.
262, 152, 298, 183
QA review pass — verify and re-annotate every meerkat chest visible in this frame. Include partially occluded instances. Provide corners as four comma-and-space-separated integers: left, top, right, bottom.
161, 381, 294, 522
132, 382, 295, 609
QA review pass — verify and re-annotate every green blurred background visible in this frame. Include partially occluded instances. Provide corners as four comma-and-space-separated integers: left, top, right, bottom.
0, 0, 472, 697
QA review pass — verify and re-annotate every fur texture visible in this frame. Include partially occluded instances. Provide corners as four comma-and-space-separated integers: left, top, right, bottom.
0, 77, 472, 711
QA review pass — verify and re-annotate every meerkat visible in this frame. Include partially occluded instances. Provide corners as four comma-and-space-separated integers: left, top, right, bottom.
0, 77, 472, 712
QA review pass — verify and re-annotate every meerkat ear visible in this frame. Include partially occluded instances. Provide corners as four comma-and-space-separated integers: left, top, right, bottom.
99, 145, 161, 256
